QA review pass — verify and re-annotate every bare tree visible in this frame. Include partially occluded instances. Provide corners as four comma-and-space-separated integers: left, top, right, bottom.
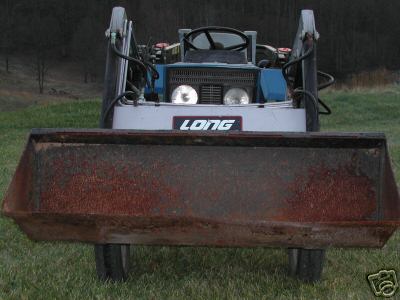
0, 0, 16, 72
34, 53, 48, 94
71, 0, 104, 83
27, 0, 58, 93
2, 0, 400, 81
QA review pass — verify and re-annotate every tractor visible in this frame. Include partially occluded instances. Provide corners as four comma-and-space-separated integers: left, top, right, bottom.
2, 7, 399, 283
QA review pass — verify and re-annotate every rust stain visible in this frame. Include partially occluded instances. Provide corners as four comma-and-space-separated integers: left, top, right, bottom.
38, 152, 184, 216
275, 165, 376, 222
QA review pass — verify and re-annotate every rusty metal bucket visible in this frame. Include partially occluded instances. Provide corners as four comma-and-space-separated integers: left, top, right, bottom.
2, 129, 399, 248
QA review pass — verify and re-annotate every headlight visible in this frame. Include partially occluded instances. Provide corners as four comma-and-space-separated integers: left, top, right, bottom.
171, 85, 198, 104
223, 88, 250, 105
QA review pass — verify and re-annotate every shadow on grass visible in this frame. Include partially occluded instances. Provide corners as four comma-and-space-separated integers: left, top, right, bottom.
127, 245, 306, 292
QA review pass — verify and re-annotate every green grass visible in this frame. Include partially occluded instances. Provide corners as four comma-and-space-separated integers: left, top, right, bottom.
0, 89, 399, 299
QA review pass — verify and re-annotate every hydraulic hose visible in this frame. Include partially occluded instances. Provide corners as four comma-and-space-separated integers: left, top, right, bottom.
111, 41, 148, 78
317, 71, 335, 90
144, 61, 160, 80
282, 42, 334, 116
126, 80, 141, 95
293, 89, 319, 116
110, 33, 159, 83
119, 81, 142, 105
101, 91, 138, 127
318, 98, 332, 115
293, 88, 331, 116
316, 71, 334, 114
282, 45, 314, 85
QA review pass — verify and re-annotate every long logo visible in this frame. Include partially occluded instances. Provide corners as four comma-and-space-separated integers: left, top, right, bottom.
173, 116, 242, 131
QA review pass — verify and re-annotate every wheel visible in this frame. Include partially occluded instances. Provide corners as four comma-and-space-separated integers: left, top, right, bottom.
94, 244, 130, 282
95, 40, 128, 281
288, 248, 325, 283
288, 248, 299, 277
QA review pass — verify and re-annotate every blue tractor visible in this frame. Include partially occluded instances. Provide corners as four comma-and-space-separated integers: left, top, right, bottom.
2, 7, 399, 284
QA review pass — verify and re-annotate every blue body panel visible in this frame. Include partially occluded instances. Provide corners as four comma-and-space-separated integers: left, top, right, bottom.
147, 63, 287, 102
145, 64, 165, 94
167, 62, 260, 70
259, 69, 287, 101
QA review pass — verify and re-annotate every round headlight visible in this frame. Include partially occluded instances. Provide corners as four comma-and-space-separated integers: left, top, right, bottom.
171, 85, 198, 104
223, 88, 250, 105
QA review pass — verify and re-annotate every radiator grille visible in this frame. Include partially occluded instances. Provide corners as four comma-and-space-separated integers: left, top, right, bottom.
200, 85, 223, 104
168, 68, 258, 104
169, 69, 257, 85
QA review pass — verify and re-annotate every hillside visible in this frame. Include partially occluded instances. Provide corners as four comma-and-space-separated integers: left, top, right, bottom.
0, 56, 102, 111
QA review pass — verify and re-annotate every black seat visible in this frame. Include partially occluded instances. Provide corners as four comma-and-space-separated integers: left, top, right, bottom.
183, 50, 247, 64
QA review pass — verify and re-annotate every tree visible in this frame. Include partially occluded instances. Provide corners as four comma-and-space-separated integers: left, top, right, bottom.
71, 0, 105, 83
25, 0, 59, 93
1, 0, 399, 82
0, 0, 17, 72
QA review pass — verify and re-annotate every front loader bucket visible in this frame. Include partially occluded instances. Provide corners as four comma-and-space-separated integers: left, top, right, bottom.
2, 129, 399, 248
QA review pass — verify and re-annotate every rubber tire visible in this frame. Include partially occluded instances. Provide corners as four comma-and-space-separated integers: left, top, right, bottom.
95, 244, 130, 282
96, 35, 130, 282
288, 248, 325, 283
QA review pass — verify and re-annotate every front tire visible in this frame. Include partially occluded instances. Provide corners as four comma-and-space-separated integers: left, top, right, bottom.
288, 248, 325, 283
96, 10, 130, 282
94, 244, 130, 282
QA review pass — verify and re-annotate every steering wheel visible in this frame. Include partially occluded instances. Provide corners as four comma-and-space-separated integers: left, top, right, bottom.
183, 26, 250, 51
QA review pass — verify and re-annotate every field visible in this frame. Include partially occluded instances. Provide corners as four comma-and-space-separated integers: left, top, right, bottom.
0, 87, 399, 299
0, 59, 102, 112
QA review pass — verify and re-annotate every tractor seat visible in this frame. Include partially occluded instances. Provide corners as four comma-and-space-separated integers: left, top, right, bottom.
183, 50, 247, 64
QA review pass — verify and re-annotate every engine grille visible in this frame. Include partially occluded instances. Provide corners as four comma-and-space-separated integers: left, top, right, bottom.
200, 85, 223, 104
168, 67, 258, 104
169, 69, 257, 85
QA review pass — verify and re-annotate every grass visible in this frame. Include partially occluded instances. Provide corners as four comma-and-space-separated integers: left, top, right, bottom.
0, 88, 399, 299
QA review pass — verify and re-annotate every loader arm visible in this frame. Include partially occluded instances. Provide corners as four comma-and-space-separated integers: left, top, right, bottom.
284, 10, 320, 131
